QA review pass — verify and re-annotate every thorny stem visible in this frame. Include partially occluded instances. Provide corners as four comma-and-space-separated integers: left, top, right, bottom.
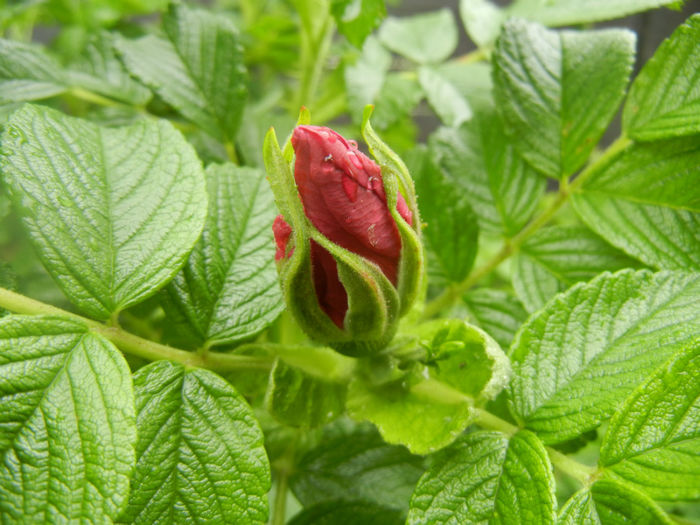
422, 134, 632, 319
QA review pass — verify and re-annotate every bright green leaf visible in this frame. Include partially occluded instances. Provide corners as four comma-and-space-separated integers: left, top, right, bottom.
558, 479, 673, 524
462, 288, 528, 350
289, 500, 405, 525
429, 107, 545, 235
162, 164, 282, 347
0, 39, 67, 103
407, 431, 555, 524
67, 31, 151, 106
459, 0, 503, 48
118, 360, 270, 524
0, 315, 136, 523
512, 226, 643, 312
265, 358, 346, 428
573, 137, 700, 271
624, 14, 700, 141
493, 19, 635, 178
378, 9, 457, 64
1, 104, 207, 320
599, 340, 700, 501
435, 61, 494, 110
291, 422, 424, 512
509, 270, 700, 444
371, 73, 423, 130
117, 4, 247, 141
331, 0, 386, 48
344, 36, 391, 123
418, 66, 471, 127
412, 151, 479, 283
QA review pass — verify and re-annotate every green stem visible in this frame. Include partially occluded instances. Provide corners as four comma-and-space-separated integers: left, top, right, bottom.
0, 287, 273, 372
422, 134, 632, 319
295, 13, 333, 111
224, 140, 239, 164
272, 432, 299, 525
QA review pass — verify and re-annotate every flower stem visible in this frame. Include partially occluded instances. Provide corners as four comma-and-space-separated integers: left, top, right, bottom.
422, 134, 632, 319
271, 432, 299, 525
0, 287, 273, 371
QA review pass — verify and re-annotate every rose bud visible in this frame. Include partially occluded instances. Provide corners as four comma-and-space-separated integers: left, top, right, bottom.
264, 117, 423, 356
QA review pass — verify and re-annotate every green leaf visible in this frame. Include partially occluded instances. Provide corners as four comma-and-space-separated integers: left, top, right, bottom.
0, 39, 67, 103
623, 14, 700, 141
459, 0, 503, 49
265, 358, 346, 428
412, 151, 479, 283
492, 19, 635, 178
599, 340, 700, 501
378, 9, 457, 64
407, 431, 555, 525
428, 107, 545, 235
371, 73, 423, 130
117, 4, 247, 141
118, 360, 270, 524
1, 104, 207, 320
331, 0, 386, 48
344, 36, 391, 123
573, 137, 700, 271
291, 422, 424, 512
462, 288, 527, 349
509, 270, 700, 444
418, 66, 471, 127
0, 315, 136, 523
512, 226, 643, 313
558, 479, 673, 525
66, 31, 151, 106
162, 164, 282, 347
289, 500, 405, 525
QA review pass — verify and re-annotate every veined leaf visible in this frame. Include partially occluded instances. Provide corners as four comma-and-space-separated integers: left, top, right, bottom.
558, 479, 673, 524
509, 270, 700, 444
331, 0, 386, 49
493, 19, 635, 179
118, 360, 270, 524
418, 66, 471, 128
378, 9, 457, 64
117, 4, 248, 141
428, 106, 545, 235
623, 14, 700, 141
291, 422, 424, 512
573, 137, 700, 271
0, 39, 67, 103
371, 73, 423, 130
599, 340, 700, 501
162, 164, 282, 347
407, 431, 555, 525
344, 36, 391, 123
512, 226, 643, 312
1, 104, 207, 320
462, 288, 527, 350
0, 315, 136, 523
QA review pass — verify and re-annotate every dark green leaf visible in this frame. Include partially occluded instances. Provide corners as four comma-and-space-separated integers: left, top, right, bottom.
408, 431, 555, 524
462, 288, 527, 350
509, 270, 700, 444
1, 104, 207, 320
624, 14, 700, 141
0, 315, 136, 523
558, 479, 673, 524
291, 422, 424, 512
118, 360, 270, 524
289, 500, 405, 525
493, 19, 635, 178
378, 9, 457, 64
512, 226, 643, 312
599, 340, 700, 501
162, 164, 282, 347
331, 0, 386, 48
117, 4, 248, 141
412, 152, 479, 283
0, 39, 67, 103
573, 137, 700, 271
429, 107, 545, 235
265, 358, 346, 428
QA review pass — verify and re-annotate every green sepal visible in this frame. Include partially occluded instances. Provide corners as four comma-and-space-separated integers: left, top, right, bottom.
361, 105, 425, 315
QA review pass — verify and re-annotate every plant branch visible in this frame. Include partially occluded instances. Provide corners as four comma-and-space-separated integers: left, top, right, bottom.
0, 287, 273, 371
271, 432, 299, 525
422, 134, 632, 319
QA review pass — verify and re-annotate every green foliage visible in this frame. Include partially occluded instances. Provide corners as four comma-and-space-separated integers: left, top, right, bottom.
0, 1, 697, 524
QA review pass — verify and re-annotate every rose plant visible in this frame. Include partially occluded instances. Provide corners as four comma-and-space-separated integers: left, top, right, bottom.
0, 1, 698, 524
